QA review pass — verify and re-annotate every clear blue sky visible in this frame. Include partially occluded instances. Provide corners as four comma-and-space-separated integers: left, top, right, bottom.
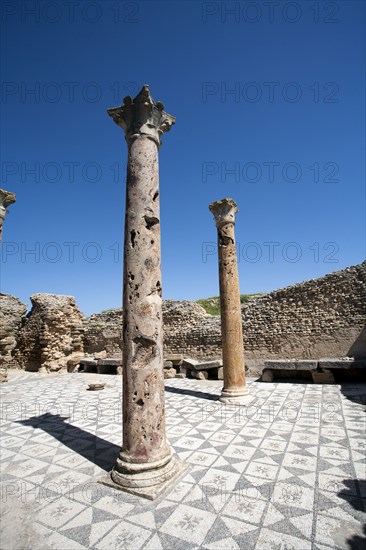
1, 1, 365, 315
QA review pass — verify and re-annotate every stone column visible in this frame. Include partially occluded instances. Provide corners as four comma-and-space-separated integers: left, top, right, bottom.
209, 198, 250, 405
104, 85, 185, 499
0, 189, 16, 240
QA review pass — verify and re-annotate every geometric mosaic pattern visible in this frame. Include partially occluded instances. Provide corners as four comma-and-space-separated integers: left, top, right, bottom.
1, 372, 365, 549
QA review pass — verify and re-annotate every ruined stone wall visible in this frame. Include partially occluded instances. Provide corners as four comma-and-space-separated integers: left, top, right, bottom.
82, 302, 221, 359
84, 309, 123, 357
0, 294, 27, 368
3, 262, 365, 373
162, 301, 222, 359
15, 294, 85, 372
243, 262, 366, 363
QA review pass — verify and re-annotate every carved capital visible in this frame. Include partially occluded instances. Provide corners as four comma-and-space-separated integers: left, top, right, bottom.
0, 188, 16, 239
107, 85, 176, 147
209, 198, 238, 228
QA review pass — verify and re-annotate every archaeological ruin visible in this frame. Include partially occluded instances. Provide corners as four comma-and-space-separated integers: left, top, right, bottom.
1, 261, 365, 379
0, 188, 16, 240
100, 85, 185, 498
209, 198, 249, 405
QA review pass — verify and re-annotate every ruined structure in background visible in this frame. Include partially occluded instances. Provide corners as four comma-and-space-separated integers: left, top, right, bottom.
1, 263, 365, 375
0, 294, 27, 370
103, 85, 184, 498
14, 294, 85, 372
209, 198, 249, 404
0, 189, 16, 240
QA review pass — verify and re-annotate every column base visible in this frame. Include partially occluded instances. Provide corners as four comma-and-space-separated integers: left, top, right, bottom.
219, 388, 252, 406
98, 453, 189, 501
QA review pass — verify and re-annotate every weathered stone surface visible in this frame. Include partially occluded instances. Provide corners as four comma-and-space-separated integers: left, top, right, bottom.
0, 294, 27, 368
264, 360, 318, 371
106, 85, 182, 498
164, 368, 177, 379
318, 358, 366, 369
15, 294, 85, 372
0, 189, 16, 240
0, 368, 8, 383
311, 370, 335, 384
209, 198, 249, 405
181, 357, 200, 368
165, 353, 184, 365
97, 358, 122, 367
87, 383, 105, 391
84, 310, 122, 357
261, 369, 274, 382
194, 360, 223, 371
80, 359, 98, 367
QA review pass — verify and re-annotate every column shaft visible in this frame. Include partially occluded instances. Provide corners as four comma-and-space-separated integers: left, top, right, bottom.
218, 222, 246, 392
102, 85, 185, 499
209, 198, 250, 405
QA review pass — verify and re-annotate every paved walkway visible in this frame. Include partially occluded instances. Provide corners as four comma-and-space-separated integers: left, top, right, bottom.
0, 372, 365, 549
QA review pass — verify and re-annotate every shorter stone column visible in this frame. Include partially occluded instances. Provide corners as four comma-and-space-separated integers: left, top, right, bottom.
209, 198, 250, 405
0, 189, 16, 240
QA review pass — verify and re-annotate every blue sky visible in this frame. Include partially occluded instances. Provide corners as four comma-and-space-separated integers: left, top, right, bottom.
1, 0, 365, 315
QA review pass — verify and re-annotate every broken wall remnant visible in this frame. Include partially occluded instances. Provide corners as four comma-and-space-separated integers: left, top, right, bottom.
0, 294, 27, 368
15, 294, 85, 372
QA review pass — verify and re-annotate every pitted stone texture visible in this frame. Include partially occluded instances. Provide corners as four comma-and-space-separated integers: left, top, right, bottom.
0, 294, 27, 368
108, 85, 178, 497
209, 198, 247, 403
107, 84, 175, 147
15, 293, 85, 372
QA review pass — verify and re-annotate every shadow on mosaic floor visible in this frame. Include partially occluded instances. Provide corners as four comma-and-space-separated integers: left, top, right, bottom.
165, 385, 219, 401
17, 413, 120, 471
339, 479, 366, 550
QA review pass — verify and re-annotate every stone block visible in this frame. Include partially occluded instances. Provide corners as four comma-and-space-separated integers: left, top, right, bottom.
165, 354, 184, 365
261, 369, 274, 382
312, 370, 335, 384
264, 360, 296, 370
195, 360, 223, 371
0, 368, 8, 383
295, 360, 317, 370
97, 358, 122, 367
318, 359, 366, 370
264, 360, 317, 371
164, 368, 177, 379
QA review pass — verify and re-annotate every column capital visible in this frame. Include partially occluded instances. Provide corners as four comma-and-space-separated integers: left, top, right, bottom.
0, 188, 16, 240
0, 188, 16, 210
107, 85, 176, 147
209, 197, 238, 228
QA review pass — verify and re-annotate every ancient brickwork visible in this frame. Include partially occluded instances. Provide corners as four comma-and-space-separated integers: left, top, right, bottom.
243, 262, 366, 362
84, 309, 123, 356
15, 294, 85, 372
2, 263, 365, 373
0, 294, 27, 368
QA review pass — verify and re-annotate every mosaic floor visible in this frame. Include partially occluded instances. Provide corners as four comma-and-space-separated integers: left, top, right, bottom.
0, 372, 365, 549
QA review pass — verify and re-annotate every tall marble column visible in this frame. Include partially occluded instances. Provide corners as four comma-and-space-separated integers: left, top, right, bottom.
209, 198, 250, 405
0, 189, 16, 240
104, 85, 184, 499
